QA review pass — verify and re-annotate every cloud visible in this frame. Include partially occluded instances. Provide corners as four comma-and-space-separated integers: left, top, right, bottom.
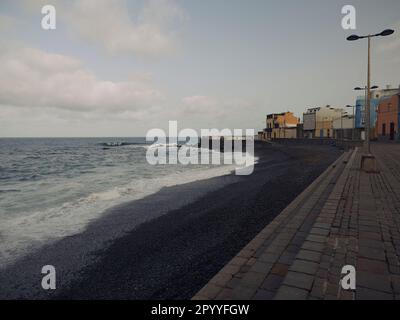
0, 14, 18, 31
0, 46, 164, 115
376, 21, 400, 53
181, 95, 253, 119
64, 0, 185, 56
182, 96, 221, 114
179, 95, 259, 130
11, 0, 185, 56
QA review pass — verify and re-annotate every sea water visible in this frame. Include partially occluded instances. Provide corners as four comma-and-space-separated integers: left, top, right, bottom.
0, 137, 238, 266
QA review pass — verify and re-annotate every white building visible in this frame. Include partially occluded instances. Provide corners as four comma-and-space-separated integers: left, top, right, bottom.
303, 106, 344, 138
333, 114, 354, 130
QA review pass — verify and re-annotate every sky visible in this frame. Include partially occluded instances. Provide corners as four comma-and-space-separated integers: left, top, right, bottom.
0, 0, 399, 137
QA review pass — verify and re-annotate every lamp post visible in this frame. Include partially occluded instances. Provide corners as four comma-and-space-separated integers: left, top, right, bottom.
347, 29, 394, 154
347, 29, 394, 172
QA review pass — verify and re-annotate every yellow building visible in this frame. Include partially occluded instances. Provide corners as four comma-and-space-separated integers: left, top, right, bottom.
315, 120, 334, 138
265, 112, 299, 140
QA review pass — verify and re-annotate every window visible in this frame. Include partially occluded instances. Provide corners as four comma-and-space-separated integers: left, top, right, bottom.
382, 123, 386, 136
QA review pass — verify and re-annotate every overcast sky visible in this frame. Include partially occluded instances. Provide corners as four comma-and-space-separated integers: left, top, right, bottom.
0, 0, 399, 137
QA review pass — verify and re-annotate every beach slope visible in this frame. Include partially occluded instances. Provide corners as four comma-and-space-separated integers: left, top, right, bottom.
0, 143, 342, 299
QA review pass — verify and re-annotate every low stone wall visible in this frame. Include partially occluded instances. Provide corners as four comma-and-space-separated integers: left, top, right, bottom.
270, 138, 363, 150
198, 137, 252, 152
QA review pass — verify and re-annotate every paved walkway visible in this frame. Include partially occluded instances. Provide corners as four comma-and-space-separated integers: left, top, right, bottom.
193, 143, 400, 300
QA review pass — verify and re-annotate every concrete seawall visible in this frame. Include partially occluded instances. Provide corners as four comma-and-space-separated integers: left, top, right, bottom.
269, 138, 363, 151
198, 137, 253, 152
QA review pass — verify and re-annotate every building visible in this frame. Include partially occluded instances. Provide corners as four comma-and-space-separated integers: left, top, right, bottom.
296, 123, 304, 139
303, 106, 343, 139
315, 106, 343, 138
355, 86, 400, 139
265, 112, 299, 140
303, 107, 318, 138
376, 94, 400, 141
333, 114, 355, 140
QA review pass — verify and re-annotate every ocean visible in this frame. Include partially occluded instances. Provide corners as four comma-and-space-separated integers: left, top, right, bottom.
0, 138, 238, 266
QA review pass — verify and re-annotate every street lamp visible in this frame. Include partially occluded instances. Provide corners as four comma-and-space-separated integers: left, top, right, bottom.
354, 86, 379, 91
347, 29, 394, 171
347, 29, 394, 153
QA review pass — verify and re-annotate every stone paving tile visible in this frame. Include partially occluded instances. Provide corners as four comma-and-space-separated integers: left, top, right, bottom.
274, 285, 309, 300
270, 263, 289, 277
358, 239, 384, 251
230, 285, 257, 300
356, 287, 393, 300
358, 246, 386, 261
215, 288, 235, 300
289, 260, 319, 275
306, 234, 327, 244
391, 275, 400, 294
309, 228, 330, 237
230, 256, 248, 266
297, 250, 322, 263
220, 264, 242, 275
250, 261, 273, 274
286, 244, 301, 253
357, 258, 389, 274
357, 271, 392, 293
301, 241, 325, 253
261, 274, 284, 291
209, 273, 233, 287
226, 276, 242, 289
339, 290, 355, 300
257, 247, 279, 259
278, 251, 297, 265
253, 289, 275, 300
196, 283, 223, 299
240, 272, 267, 288
282, 271, 314, 291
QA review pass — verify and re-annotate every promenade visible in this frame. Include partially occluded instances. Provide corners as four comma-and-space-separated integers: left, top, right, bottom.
193, 143, 400, 300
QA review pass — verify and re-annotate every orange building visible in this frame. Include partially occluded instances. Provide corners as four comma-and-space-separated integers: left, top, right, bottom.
265, 112, 299, 140
377, 94, 400, 141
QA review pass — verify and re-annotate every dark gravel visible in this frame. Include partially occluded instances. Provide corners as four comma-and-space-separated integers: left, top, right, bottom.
57, 143, 342, 299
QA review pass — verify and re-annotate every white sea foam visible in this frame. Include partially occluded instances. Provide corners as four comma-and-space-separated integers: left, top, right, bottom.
146, 142, 181, 149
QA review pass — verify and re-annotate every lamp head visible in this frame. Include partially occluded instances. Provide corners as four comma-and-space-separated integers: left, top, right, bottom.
380, 29, 395, 37
347, 34, 360, 41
